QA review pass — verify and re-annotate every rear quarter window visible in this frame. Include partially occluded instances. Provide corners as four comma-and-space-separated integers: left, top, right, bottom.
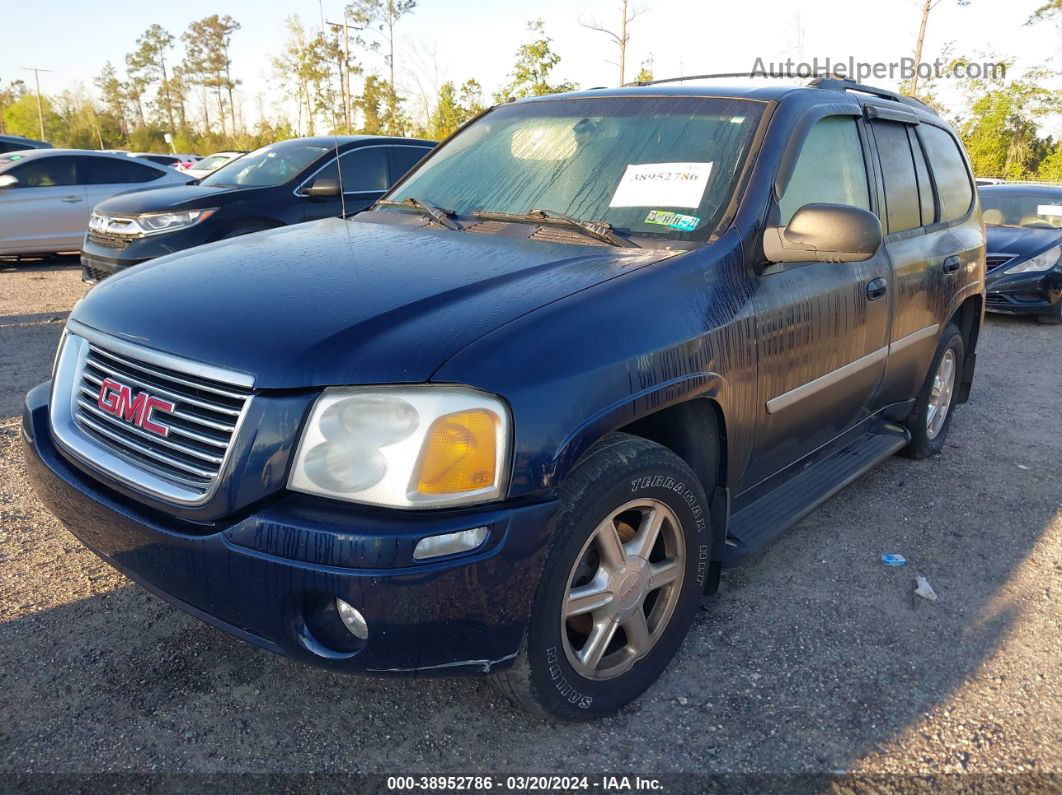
919, 125, 973, 222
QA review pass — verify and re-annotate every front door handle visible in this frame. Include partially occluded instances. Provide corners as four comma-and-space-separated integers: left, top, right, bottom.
61, 195, 82, 203
942, 255, 961, 274
866, 277, 887, 301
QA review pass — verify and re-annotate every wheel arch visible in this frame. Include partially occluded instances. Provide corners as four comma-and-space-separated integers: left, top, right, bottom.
553, 374, 730, 504
945, 292, 983, 404
208, 217, 284, 242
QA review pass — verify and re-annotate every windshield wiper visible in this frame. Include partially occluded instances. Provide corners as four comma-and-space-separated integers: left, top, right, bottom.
375, 197, 462, 230
472, 208, 638, 248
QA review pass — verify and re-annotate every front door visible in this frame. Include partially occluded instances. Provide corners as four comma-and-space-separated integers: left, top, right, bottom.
742, 115, 891, 490
300, 146, 392, 222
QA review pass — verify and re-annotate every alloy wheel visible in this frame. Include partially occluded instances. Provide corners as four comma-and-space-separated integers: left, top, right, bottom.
560, 498, 685, 681
926, 348, 957, 440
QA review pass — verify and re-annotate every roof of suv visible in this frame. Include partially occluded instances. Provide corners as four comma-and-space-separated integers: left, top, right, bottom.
515, 80, 941, 124
0, 133, 51, 149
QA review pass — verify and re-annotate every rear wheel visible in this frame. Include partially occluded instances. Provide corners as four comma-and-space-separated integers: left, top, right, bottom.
903, 324, 964, 459
494, 434, 711, 720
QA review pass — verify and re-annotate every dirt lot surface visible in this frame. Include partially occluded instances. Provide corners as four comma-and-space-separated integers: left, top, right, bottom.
0, 262, 1059, 786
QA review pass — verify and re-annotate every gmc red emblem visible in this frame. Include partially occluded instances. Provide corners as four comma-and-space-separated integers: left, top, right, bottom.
97, 378, 175, 437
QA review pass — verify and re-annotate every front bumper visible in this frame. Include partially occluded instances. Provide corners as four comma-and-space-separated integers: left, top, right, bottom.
985, 267, 1062, 315
22, 382, 557, 675
80, 228, 213, 283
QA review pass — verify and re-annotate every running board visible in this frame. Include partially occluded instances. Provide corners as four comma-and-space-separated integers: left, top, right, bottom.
723, 424, 910, 567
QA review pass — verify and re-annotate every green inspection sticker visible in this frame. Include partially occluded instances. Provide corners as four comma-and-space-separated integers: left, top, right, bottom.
644, 210, 700, 231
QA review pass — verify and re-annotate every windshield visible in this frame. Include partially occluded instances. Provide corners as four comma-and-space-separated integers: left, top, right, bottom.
201, 144, 327, 187
386, 96, 765, 242
980, 189, 1062, 229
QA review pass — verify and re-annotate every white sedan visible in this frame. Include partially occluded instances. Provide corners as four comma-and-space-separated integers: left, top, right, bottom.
177, 150, 246, 180
0, 149, 191, 256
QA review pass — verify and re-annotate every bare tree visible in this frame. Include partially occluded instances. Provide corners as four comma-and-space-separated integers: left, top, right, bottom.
580, 1, 647, 86
910, 0, 970, 97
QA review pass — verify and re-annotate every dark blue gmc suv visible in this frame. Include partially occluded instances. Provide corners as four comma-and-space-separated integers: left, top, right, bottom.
24, 78, 986, 720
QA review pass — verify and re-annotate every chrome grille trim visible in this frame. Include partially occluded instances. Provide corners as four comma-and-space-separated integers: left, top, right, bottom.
50, 320, 255, 507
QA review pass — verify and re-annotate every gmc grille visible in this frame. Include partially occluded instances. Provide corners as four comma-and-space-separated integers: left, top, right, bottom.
71, 342, 252, 499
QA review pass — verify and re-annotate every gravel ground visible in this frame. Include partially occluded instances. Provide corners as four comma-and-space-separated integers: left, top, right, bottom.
0, 262, 1059, 786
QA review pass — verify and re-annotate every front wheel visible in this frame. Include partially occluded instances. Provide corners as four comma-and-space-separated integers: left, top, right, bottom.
903, 324, 964, 459
494, 434, 712, 720
1038, 299, 1062, 325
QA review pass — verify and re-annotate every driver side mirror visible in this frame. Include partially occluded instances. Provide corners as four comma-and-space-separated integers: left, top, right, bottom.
0, 174, 19, 189
300, 177, 340, 198
763, 203, 882, 264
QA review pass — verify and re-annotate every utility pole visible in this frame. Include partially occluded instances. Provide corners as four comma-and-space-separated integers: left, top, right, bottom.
910, 0, 939, 98
22, 66, 52, 140
327, 17, 356, 133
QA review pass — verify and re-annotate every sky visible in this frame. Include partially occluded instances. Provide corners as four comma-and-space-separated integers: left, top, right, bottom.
1, 0, 1059, 133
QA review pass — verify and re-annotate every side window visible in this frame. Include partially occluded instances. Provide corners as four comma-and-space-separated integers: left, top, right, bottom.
909, 128, 936, 226
919, 125, 974, 222
339, 147, 390, 192
9, 156, 77, 187
80, 157, 165, 185
870, 120, 921, 233
779, 116, 870, 225
391, 146, 431, 182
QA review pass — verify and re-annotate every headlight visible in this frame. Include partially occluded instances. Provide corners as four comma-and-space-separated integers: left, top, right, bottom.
288, 386, 510, 509
1006, 245, 1061, 273
134, 208, 218, 235
90, 208, 218, 238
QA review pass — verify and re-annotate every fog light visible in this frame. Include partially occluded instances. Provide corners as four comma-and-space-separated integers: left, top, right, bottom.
412, 526, 489, 560
335, 599, 369, 640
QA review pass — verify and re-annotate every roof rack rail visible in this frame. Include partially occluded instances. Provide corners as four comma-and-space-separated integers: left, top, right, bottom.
623, 71, 937, 116
807, 76, 936, 115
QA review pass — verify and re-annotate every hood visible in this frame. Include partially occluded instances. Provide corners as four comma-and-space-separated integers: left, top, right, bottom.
985, 225, 1062, 259
95, 183, 249, 215
71, 217, 674, 389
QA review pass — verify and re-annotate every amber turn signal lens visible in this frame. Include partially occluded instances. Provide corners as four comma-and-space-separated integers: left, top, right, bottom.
416, 409, 499, 494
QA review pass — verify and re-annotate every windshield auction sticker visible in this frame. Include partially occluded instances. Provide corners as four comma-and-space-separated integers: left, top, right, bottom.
609, 162, 713, 208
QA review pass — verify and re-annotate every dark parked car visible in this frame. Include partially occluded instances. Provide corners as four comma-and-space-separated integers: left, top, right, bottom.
80, 135, 434, 282
25, 78, 985, 720
0, 133, 52, 153
979, 183, 1062, 324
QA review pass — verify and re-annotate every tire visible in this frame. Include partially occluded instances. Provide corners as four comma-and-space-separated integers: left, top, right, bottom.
903, 324, 964, 459
1038, 300, 1062, 325
494, 433, 712, 721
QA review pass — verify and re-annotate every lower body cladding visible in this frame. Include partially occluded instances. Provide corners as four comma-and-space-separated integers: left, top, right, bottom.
22, 388, 558, 676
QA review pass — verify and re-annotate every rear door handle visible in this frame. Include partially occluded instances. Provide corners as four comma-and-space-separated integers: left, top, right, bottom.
866, 277, 887, 301
942, 255, 961, 274
61, 195, 82, 203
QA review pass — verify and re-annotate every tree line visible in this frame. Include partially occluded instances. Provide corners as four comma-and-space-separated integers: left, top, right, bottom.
0, 1, 1060, 182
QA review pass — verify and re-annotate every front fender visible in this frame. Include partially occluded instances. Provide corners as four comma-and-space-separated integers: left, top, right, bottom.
549, 372, 727, 489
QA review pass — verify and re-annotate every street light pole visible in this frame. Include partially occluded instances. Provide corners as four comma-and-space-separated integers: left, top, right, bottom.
22, 66, 52, 140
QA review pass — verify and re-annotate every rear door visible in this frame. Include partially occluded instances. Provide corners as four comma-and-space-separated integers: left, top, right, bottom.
0, 155, 85, 253
389, 144, 432, 184
80, 156, 169, 212
872, 113, 980, 406
743, 114, 891, 489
